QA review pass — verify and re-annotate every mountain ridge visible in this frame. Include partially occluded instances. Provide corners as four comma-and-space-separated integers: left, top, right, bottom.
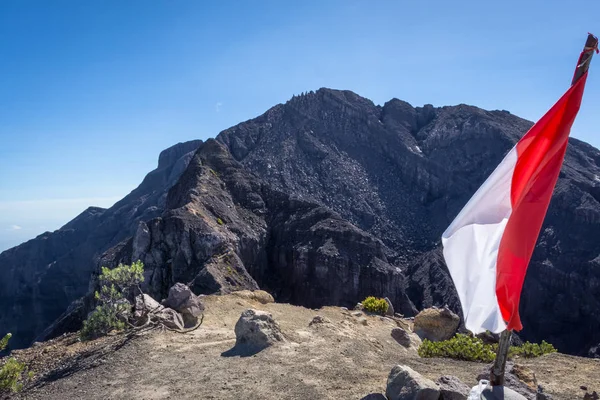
1, 88, 599, 357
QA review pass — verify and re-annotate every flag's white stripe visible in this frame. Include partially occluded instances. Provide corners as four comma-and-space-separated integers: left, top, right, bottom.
442, 147, 518, 334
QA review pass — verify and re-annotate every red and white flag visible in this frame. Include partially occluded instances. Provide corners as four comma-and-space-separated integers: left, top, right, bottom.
442, 67, 591, 334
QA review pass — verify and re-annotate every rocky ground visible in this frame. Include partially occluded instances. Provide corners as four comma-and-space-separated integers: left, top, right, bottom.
6, 293, 600, 400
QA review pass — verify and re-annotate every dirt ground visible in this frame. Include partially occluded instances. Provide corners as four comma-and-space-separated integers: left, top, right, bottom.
7, 294, 600, 400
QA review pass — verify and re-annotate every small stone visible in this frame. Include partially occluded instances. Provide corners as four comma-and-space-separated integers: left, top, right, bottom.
358, 317, 368, 326
391, 327, 411, 347
309, 315, 330, 326
582, 386, 589, 391
340, 307, 349, 312
352, 311, 363, 317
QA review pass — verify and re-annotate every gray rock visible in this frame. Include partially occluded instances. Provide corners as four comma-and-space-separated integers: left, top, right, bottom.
3, 140, 202, 349
234, 309, 285, 351
481, 386, 527, 400
391, 327, 412, 347
385, 297, 395, 316
414, 307, 459, 342
134, 294, 163, 323
360, 394, 386, 400
163, 283, 204, 327
437, 375, 469, 400
477, 362, 536, 399
536, 385, 553, 400
309, 315, 330, 326
155, 308, 184, 330
386, 365, 440, 400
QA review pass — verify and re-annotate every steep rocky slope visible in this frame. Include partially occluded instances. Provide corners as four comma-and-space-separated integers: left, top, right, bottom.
216, 89, 600, 355
99, 140, 416, 317
2, 88, 600, 357
0, 140, 202, 349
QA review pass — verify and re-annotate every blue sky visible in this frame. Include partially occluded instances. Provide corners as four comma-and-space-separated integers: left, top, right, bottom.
1, 0, 600, 251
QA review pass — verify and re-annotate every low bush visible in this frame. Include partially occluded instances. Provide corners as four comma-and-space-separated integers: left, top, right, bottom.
510, 340, 557, 358
418, 334, 496, 362
0, 334, 26, 393
418, 333, 558, 362
362, 296, 389, 315
80, 261, 144, 341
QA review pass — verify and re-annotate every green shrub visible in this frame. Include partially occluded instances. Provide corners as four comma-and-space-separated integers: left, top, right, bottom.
0, 333, 10, 352
216, 217, 224, 225
362, 296, 389, 315
0, 334, 26, 393
418, 334, 496, 362
509, 340, 557, 358
81, 261, 144, 341
418, 334, 558, 363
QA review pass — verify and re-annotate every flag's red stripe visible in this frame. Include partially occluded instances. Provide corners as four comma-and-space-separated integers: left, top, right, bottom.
496, 73, 588, 331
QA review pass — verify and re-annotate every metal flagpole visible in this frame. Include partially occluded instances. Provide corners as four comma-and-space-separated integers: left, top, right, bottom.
489, 32, 597, 388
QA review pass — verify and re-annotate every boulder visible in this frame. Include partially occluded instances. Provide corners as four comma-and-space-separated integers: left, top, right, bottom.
232, 290, 275, 304
360, 394, 386, 400
437, 375, 470, 400
234, 309, 285, 351
386, 365, 440, 400
163, 283, 204, 327
134, 294, 164, 324
477, 362, 536, 399
384, 297, 395, 316
253, 290, 275, 304
413, 307, 459, 342
391, 327, 412, 347
155, 308, 184, 330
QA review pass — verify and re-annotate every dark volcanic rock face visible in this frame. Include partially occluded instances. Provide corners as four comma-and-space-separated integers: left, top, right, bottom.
3, 88, 600, 357
98, 140, 417, 318
217, 89, 600, 355
0, 140, 202, 348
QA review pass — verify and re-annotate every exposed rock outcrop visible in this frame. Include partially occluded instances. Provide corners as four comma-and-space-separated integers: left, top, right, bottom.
0, 140, 202, 349
3, 88, 600, 357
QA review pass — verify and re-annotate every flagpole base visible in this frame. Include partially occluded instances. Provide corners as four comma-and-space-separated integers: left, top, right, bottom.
490, 329, 512, 386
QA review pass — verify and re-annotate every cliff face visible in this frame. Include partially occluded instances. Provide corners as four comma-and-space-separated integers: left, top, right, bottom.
216, 89, 600, 354
99, 140, 417, 318
0, 140, 202, 349
3, 88, 600, 356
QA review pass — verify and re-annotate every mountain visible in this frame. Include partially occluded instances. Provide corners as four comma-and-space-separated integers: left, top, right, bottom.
0, 140, 202, 349
2, 88, 600, 356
